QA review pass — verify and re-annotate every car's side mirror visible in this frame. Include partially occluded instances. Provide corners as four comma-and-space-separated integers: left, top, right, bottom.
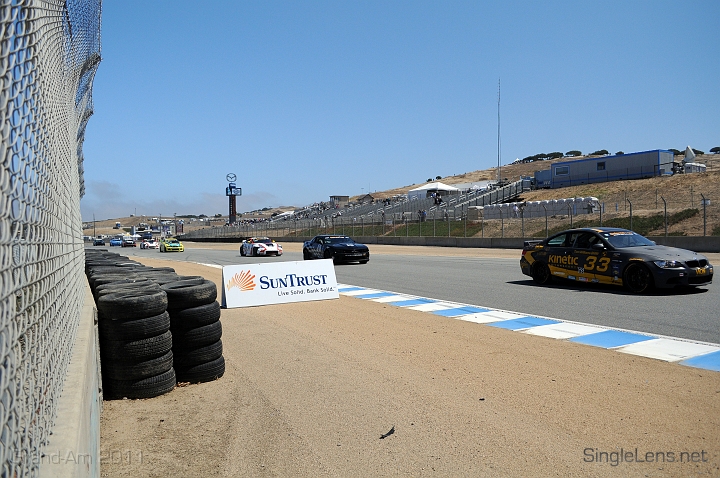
591, 243, 606, 251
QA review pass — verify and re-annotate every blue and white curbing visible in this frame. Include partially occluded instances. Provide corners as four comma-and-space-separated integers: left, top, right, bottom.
338, 284, 720, 373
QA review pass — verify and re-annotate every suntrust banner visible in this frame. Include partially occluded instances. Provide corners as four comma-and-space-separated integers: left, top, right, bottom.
221, 259, 339, 308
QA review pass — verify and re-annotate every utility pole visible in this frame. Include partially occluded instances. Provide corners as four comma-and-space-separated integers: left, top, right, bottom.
497, 78, 501, 184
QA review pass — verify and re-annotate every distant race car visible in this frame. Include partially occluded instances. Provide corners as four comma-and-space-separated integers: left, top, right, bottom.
140, 239, 159, 249
520, 227, 713, 293
160, 237, 184, 252
240, 237, 283, 257
109, 238, 122, 247
93, 238, 105, 246
121, 237, 136, 247
303, 235, 369, 264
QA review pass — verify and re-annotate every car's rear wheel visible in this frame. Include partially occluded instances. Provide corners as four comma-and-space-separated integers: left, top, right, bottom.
623, 263, 654, 294
240, 246, 245, 256
531, 261, 552, 285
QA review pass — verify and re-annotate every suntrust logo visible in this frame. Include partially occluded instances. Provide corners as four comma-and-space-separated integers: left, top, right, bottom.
259, 273, 329, 289
226, 270, 256, 292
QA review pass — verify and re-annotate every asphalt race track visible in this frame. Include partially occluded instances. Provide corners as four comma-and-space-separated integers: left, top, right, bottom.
115, 246, 719, 345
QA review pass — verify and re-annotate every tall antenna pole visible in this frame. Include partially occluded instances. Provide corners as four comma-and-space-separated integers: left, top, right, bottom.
497, 78, 501, 184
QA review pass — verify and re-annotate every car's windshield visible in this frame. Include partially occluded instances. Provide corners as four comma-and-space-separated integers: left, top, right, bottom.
257, 239, 273, 244
602, 231, 654, 248
326, 236, 352, 244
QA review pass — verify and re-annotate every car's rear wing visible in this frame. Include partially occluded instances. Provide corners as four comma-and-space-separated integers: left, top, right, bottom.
522, 240, 544, 252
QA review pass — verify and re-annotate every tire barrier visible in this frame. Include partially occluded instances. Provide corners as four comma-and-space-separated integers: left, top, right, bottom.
162, 279, 225, 383
85, 250, 225, 398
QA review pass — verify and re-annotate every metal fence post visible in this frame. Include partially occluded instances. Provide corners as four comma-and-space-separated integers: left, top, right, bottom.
626, 198, 633, 231
464, 206, 467, 238
700, 193, 707, 236
542, 204, 548, 237
568, 204, 573, 228
661, 196, 667, 236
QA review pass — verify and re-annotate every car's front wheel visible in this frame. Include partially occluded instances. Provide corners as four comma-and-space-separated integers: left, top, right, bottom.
531, 261, 552, 285
303, 249, 311, 260
623, 263, 654, 294
240, 247, 245, 256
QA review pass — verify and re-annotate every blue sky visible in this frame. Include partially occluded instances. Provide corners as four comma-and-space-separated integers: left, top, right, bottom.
80, 0, 719, 221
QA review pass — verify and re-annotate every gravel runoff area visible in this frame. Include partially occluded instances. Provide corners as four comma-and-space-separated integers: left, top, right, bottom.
100, 250, 720, 477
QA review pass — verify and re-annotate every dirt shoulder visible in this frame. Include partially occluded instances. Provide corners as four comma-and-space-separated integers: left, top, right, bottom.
100, 257, 720, 477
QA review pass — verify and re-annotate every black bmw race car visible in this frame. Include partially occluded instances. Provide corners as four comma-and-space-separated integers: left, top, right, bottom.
303, 235, 369, 264
520, 227, 713, 293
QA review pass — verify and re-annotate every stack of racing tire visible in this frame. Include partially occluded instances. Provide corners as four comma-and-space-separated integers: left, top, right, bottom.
161, 278, 225, 383
85, 250, 225, 396
85, 253, 176, 399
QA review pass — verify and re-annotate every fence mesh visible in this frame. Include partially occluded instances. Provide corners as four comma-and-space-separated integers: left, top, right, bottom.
1, 0, 101, 476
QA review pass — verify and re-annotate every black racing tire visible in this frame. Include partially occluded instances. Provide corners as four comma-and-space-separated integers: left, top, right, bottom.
95, 283, 162, 300
162, 279, 217, 309
531, 261, 553, 285
99, 312, 171, 341
173, 276, 205, 285
175, 356, 225, 384
104, 368, 176, 400
102, 350, 174, 381
252, 247, 258, 257
146, 267, 177, 273
623, 263, 654, 294
173, 340, 223, 368
169, 301, 221, 330
90, 274, 141, 289
144, 274, 181, 285
359, 260, 368, 264
240, 246, 246, 256
97, 289, 168, 320
324, 249, 334, 260
172, 320, 222, 349
101, 330, 172, 361
303, 249, 311, 260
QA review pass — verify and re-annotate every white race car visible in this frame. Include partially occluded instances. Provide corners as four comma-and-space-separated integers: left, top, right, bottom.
140, 239, 159, 249
240, 237, 283, 257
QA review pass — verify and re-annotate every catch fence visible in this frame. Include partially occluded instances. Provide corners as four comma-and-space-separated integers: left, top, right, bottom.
183, 191, 717, 242
0, 1, 101, 476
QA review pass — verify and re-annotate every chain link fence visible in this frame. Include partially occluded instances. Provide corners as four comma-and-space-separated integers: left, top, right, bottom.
182, 190, 717, 242
1, 1, 101, 476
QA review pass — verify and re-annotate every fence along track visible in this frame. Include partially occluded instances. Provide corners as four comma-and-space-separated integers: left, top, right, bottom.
0, 0, 101, 475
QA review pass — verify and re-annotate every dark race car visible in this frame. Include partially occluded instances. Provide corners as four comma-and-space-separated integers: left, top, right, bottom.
303, 235, 369, 264
520, 227, 713, 293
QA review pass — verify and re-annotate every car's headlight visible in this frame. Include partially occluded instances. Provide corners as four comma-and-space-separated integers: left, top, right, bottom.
653, 260, 682, 269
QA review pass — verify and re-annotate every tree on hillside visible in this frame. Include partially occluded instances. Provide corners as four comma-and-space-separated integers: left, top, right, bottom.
436, 175, 442, 180
590, 149, 609, 156
565, 150, 582, 157
615, 151, 624, 155
669, 149, 682, 155
427, 178, 432, 182
692, 149, 704, 155
547, 152, 563, 160
710, 146, 720, 154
